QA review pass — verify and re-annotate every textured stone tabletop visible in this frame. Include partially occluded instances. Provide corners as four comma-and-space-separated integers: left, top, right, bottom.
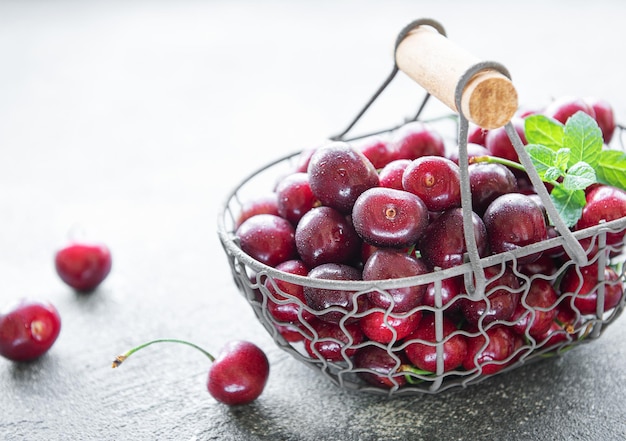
1, 1, 625, 440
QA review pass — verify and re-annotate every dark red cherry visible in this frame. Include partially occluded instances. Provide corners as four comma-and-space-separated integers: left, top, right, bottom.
236, 214, 297, 267
275, 172, 319, 225
0, 299, 62, 362
392, 121, 446, 160
511, 278, 559, 338
462, 325, 518, 375
352, 187, 429, 249
55, 242, 112, 292
359, 310, 421, 344
378, 159, 412, 190
353, 345, 408, 389
402, 156, 461, 212
307, 142, 379, 214
303, 320, 364, 361
543, 96, 595, 124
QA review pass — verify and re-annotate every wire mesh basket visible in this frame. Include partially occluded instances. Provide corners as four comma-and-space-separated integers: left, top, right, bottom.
217, 19, 626, 396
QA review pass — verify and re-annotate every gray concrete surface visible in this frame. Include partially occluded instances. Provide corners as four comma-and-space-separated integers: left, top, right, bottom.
1, 1, 625, 440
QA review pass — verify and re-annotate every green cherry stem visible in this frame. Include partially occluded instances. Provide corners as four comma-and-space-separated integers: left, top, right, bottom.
469, 155, 527, 172
112, 338, 215, 368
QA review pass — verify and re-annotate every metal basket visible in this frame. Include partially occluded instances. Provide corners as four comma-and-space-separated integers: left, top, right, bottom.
217, 19, 626, 397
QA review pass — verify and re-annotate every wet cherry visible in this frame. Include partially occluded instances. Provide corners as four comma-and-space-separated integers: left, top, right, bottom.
113, 339, 269, 406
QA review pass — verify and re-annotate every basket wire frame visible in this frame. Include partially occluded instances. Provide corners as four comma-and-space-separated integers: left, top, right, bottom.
217, 19, 626, 397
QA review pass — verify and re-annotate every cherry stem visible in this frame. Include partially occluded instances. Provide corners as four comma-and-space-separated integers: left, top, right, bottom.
469, 155, 526, 172
111, 338, 215, 368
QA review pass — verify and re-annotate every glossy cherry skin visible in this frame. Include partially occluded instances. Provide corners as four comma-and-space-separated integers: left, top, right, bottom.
511, 278, 559, 338
462, 325, 519, 375
353, 345, 407, 389
402, 156, 461, 212
468, 162, 518, 216
236, 214, 297, 267
483, 193, 548, 264
354, 135, 397, 169
206, 340, 270, 406
55, 242, 112, 292
303, 263, 365, 324
295, 206, 361, 268
304, 320, 364, 361
543, 96, 595, 124
235, 193, 280, 229
307, 142, 379, 214
359, 310, 421, 344
265, 260, 314, 325
404, 313, 467, 373
460, 264, 521, 327
275, 172, 319, 226
559, 264, 623, 315
362, 249, 429, 313
576, 184, 626, 249
378, 159, 411, 191
422, 276, 465, 313
418, 207, 488, 270
484, 116, 526, 163
0, 299, 62, 362
352, 187, 429, 249
467, 124, 488, 146
392, 121, 446, 160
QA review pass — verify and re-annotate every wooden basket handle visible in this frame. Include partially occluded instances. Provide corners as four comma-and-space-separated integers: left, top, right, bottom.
395, 20, 518, 129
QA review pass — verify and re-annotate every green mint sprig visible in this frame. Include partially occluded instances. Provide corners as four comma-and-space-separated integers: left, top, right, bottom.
472, 111, 626, 228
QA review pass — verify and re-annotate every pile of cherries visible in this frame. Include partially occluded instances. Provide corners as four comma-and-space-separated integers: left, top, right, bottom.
234, 96, 626, 389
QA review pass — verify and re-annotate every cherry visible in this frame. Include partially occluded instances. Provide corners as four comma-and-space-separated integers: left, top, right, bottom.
483, 193, 548, 264
467, 124, 488, 146
446, 142, 490, 165
484, 116, 526, 163
307, 142, 379, 214
302, 263, 365, 324
392, 121, 446, 160
352, 187, 429, 249
236, 214, 297, 267
55, 242, 112, 292
584, 97, 616, 144
0, 299, 62, 362
468, 162, 518, 215
275, 172, 319, 226
460, 264, 521, 327
462, 325, 519, 375
354, 135, 397, 169
378, 159, 411, 191
422, 275, 465, 312
543, 96, 595, 124
576, 184, 626, 250
353, 345, 408, 389
418, 207, 488, 270
303, 320, 364, 361
362, 249, 429, 313
112, 339, 269, 406
404, 313, 467, 373
235, 193, 280, 229
511, 278, 559, 338
264, 260, 315, 325
294, 206, 361, 268
402, 156, 461, 212
559, 263, 623, 315
359, 310, 421, 344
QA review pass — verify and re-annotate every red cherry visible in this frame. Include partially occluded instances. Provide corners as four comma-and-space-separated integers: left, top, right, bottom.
55, 242, 112, 292
0, 299, 62, 362
113, 339, 270, 406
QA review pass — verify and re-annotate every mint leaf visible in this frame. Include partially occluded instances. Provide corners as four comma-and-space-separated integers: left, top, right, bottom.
554, 148, 571, 172
524, 115, 564, 150
562, 161, 596, 191
563, 111, 603, 168
550, 186, 586, 228
544, 167, 562, 183
526, 144, 556, 179
596, 149, 626, 190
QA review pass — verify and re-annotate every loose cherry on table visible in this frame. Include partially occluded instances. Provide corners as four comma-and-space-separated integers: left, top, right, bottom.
0, 299, 62, 362
112, 339, 270, 406
55, 241, 112, 292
